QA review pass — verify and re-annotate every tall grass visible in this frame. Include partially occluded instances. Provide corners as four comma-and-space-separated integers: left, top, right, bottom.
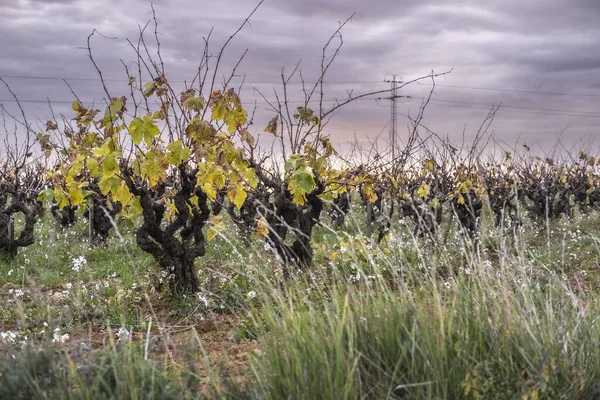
245, 209, 600, 399
3, 206, 600, 398
252, 266, 600, 399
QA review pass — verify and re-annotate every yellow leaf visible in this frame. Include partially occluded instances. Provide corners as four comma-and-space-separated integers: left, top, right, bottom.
140, 150, 167, 188
87, 157, 100, 177
212, 169, 226, 189
257, 218, 269, 238
227, 183, 247, 209
68, 187, 85, 206
542, 364, 549, 382
423, 159, 435, 171
56, 190, 70, 208
164, 200, 178, 222
244, 168, 259, 188
417, 183, 429, 198
166, 140, 191, 166
113, 180, 132, 205
207, 215, 225, 242
202, 182, 217, 202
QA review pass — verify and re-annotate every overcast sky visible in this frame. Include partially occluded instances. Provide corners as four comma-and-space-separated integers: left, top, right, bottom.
0, 0, 599, 155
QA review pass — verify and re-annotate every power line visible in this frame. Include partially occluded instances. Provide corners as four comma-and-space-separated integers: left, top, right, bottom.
427, 98, 600, 116
1, 96, 598, 119
422, 100, 600, 119
0, 98, 375, 106
2, 74, 599, 98
432, 83, 600, 98
0, 74, 379, 85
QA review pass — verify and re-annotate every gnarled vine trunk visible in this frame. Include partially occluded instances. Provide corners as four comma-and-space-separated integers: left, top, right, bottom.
0, 189, 43, 258
123, 165, 211, 296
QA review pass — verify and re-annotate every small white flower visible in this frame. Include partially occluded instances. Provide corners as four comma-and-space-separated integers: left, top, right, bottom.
52, 328, 70, 343
247, 291, 257, 299
72, 256, 87, 272
444, 281, 451, 289
197, 293, 209, 307
116, 327, 130, 341
1, 330, 19, 343
7, 269, 13, 276
66, 283, 73, 290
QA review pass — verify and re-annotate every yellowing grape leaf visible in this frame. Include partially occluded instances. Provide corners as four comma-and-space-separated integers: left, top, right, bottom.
202, 182, 217, 201
140, 151, 167, 188
423, 159, 435, 171
113, 180, 133, 205
207, 215, 225, 242
240, 128, 254, 146
129, 115, 160, 146
417, 183, 429, 199
244, 168, 258, 188
256, 218, 269, 238
102, 152, 120, 178
166, 140, 191, 166
227, 183, 247, 209
98, 175, 121, 195
264, 115, 278, 135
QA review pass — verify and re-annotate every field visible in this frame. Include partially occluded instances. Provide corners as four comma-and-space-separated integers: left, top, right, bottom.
1, 201, 600, 399
1, 8, 599, 399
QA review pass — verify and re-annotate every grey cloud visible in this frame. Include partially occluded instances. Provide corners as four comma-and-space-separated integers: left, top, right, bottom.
0, 0, 598, 153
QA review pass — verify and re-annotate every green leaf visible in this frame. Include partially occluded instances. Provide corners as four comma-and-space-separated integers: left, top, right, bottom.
87, 157, 100, 177
129, 115, 160, 146
102, 152, 120, 178
113, 180, 132, 206
314, 155, 327, 172
93, 138, 115, 157
66, 183, 86, 206
202, 182, 217, 202
295, 170, 315, 193
56, 191, 70, 208
185, 118, 217, 141
212, 170, 225, 189
244, 168, 259, 188
166, 140, 191, 166
37, 188, 55, 203
140, 150, 167, 188
143, 81, 156, 98
288, 168, 315, 205
104, 97, 124, 123
98, 175, 121, 195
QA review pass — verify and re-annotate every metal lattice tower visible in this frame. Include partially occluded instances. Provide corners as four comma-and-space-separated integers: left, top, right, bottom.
389, 76, 398, 161
379, 75, 407, 164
